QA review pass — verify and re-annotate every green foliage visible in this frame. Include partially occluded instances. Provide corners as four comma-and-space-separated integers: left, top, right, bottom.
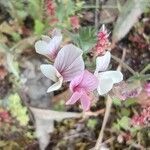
124, 98, 137, 107
75, 1, 85, 12
54, 0, 84, 29
11, 32, 21, 42
117, 116, 130, 130
28, 0, 44, 21
56, 0, 75, 23
130, 126, 141, 136
70, 27, 96, 52
120, 108, 130, 117
8, 93, 29, 126
34, 19, 45, 35
0, 141, 20, 149
112, 97, 122, 106
6, 0, 28, 22
7, 53, 20, 79
87, 118, 97, 130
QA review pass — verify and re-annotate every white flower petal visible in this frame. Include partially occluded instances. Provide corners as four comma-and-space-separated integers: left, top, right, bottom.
101, 71, 123, 83
97, 75, 113, 95
41, 35, 51, 42
35, 40, 50, 55
35, 33, 62, 59
47, 77, 63, 93
95, 51, 111, 73
40, 64, 59, 82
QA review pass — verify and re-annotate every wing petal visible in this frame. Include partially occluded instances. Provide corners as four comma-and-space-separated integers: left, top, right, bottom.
101, 71, 123, 83
47, 77, 63, 93
40, 64, 59, 82
97, 73, 113, 95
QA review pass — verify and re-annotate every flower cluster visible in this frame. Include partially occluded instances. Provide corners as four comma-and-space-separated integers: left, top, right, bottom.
45, 0, 56, 16
95, 25, 111, 56
35, 27, 123, 111
70, 16, 80, 29
131, 106, 150, 126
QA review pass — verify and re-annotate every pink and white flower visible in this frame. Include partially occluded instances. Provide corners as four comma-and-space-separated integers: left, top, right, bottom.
40, 44, 85, 93
95, 51, 123, 95
66, 70, 98, 111
35, 29, 62, 60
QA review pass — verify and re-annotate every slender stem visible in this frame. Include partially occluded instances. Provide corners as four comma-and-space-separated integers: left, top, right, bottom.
140, 64, 150, 74
83, 5, 117, 9
111, 54, 136, 75
94, 95, 112, 150
117, 48, 126, 71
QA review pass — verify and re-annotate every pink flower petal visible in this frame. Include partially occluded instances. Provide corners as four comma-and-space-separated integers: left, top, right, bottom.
69, 72, 84, 92
66, 92, 82, 105
79, 70, 98, 92
54, 44, 84, 81
80, 93, 91, 111
69, 70, 98, 93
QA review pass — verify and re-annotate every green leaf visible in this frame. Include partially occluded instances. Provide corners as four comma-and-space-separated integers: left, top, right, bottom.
34, 20, 45, 35
56, 0, 75, 22
70, 27, 96, 52
7, 53, 20, 79
121, 108, 130, 116
8, 93, 29, 126
28, 0, 43, 20
112, 123, 120, 131
112, 97, 122, 106
124, 98, 137, 107
11, 32, 21, 42
118, 116, 130, 130
130, 126, 141, 136
87, 118, 97, 129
